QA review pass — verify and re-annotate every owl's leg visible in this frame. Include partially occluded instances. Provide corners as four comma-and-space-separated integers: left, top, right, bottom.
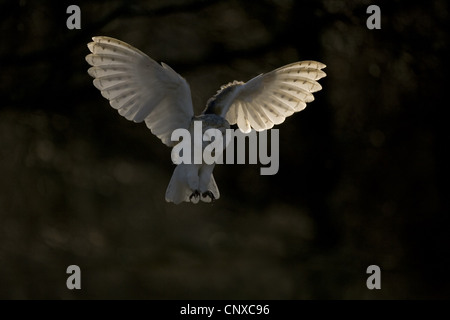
199, 164, 219, 203
185, 164, 201, 204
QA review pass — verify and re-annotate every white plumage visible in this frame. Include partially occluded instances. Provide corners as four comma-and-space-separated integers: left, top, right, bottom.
86, 36, 193, 147
86, 36, 326, 204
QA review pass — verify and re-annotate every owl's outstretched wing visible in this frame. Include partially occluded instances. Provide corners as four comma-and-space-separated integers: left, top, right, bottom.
205, 61, 326, 133
86, 36, 194, 146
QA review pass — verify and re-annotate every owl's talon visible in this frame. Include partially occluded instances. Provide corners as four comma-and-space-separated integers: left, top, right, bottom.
202, 191, 215, 202
189, 190, 200, 203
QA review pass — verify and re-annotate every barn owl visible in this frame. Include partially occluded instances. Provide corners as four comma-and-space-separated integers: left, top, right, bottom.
86, 36, 326, 204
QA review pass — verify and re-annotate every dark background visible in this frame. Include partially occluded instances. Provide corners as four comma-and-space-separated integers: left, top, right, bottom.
0, 0, 448, 299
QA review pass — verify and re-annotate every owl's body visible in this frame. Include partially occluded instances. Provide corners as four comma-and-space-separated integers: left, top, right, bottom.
167, 114, 229, 204
86, 36, 326, 204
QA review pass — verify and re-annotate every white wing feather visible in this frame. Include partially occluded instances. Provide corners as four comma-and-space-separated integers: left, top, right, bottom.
86, 36, 193, 146
220, 61, 326, 133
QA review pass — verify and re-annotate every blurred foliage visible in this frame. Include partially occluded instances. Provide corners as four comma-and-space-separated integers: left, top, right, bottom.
0, 0, 449, 299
